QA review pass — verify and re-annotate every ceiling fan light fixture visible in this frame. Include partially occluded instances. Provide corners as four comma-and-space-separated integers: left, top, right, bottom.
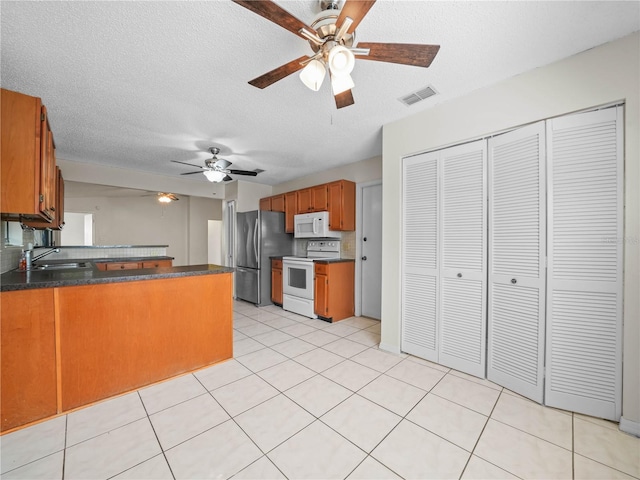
203, 170, 226, 183
299, 59, 326, 91
158, 195, 172, 203
331, 72, 354, 95
328, 45, 355, 76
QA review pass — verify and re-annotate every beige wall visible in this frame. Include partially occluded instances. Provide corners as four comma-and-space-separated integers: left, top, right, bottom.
236, 180, 273, 212
188, 196, 223, 265
65, 187, 222, 266
382, 32, 639, 425
272, 155, 382, 194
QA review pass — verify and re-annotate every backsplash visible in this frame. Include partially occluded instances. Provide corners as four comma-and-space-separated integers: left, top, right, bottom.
340, 231, 356, 259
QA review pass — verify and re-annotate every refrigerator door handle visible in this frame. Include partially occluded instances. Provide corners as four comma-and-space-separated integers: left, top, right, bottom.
253, 218, 259, 264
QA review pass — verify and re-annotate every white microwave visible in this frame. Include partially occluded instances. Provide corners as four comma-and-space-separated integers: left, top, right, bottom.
294, 211, 341, 239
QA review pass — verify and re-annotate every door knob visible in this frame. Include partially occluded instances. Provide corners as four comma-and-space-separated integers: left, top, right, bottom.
363, 237, 367, 242
362, 256, 367, 261
457, 273, 462, 278
511, 278, 517, 284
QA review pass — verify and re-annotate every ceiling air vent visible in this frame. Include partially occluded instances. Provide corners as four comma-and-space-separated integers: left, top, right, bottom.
399, 85, 438, 106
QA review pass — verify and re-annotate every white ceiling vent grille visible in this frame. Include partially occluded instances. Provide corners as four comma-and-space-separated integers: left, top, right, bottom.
399, 85, 438, 106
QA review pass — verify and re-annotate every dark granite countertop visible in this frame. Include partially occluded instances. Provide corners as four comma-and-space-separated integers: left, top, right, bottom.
0, 264, 234, 292
85, 256, 174, 263
270, 256, 285, 260
313, 258, 355, 264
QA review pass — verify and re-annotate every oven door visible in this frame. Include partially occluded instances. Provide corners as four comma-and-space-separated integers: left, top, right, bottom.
283, 259, 314, 300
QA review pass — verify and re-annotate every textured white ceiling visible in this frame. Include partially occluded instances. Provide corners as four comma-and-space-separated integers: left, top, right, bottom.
2, 1, 638, 187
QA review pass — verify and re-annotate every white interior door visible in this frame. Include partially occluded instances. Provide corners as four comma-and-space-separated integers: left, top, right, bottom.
438, 140, 487, 378
487, 121, 546, 402
361, 182, 382, 319
545, 106, 623, 421
402, 152, 439, 362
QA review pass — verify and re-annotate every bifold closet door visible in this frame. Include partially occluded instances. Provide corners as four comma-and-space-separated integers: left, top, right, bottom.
402, 152, 439, 361
546, 107, 623, 421
438, 140, 487, 377
487, 122, 546, 402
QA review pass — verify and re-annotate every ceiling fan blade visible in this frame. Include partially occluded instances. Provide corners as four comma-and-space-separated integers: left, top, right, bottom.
223, 175, 233, 182
227, 169, 258, 176
213, 158, 232, 170
232, 0, 313, 40
171, 160, 205, 169
180, 171, 204, 176
249, 55, 310, 89
334, 89, 355, 109
336, 0, 376, 34
355, 42, 440, 67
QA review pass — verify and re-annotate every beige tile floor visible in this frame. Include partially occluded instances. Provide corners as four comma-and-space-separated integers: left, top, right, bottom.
2, 300, 639, 479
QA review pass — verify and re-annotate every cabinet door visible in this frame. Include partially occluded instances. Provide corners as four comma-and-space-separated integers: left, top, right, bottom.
487, 121, 546, 402
285, 192, 297, 233
328, 180, 356, 231
42, 115, 56, 221
1, 289, 57, 431
259, 197, 271, 211
311, 184, 328, 211
271, 267, 283, 304
545, 107, 623, 421
439, 140, 487, 378
314, 273, 329, 317
402, 152, 439, 361
271, 194, 285, 213
297, 188, 312, 213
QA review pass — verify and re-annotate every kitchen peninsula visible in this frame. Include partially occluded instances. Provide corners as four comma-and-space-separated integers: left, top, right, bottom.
0, 262, 234, 432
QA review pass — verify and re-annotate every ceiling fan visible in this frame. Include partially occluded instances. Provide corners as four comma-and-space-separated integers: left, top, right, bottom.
232, 0, 440, 109
171, 147, 261, 183
157, 192, 179, 203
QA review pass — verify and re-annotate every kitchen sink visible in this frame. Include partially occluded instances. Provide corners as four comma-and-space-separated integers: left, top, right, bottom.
33, 262, 92, 271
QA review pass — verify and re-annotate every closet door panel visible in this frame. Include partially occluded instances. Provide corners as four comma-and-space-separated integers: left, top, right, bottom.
487, 122, 546, 402
546, 107, 623, 421
439, 140, 487, 377
402, 153, 439, 361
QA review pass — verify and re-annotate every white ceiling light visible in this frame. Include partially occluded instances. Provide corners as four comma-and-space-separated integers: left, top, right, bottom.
327, 45, 355, 76
203, 170, 226, 183
331, 72, 354, 95
299, 59, 326, 91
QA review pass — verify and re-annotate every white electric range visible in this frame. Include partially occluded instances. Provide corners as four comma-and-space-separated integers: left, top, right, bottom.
282, 241, 341, 318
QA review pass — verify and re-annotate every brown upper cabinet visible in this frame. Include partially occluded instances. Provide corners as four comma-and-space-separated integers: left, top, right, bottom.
1, 89, 58, 223
328, 180, 355, 231
297, 184, 328, 213
22, 167, 65, 230
285, 191, 297, 233
259, 194, 285, 213
260, 179, 356, 232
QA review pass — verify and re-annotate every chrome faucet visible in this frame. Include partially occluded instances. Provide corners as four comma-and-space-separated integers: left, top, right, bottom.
26, 248, 60, 269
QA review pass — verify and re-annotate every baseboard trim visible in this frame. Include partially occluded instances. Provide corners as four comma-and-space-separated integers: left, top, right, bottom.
378, 342, 401, 355
619, 416, 640, 437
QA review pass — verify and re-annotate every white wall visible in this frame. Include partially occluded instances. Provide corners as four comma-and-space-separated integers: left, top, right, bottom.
188, 196, 223, 264
236, 180, 272, 212
272, 155, 382, 194
381, 32, 639, 426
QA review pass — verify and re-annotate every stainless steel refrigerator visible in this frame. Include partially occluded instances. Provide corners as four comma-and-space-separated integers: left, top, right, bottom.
235, 210, 293, 306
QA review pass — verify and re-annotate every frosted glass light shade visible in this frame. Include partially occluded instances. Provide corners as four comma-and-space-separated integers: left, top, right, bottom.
299, 59, 326, 91
328, 45, 355, 76
158, 195, 172, 203
331, 72, 354, 95
203, 170, 226, 182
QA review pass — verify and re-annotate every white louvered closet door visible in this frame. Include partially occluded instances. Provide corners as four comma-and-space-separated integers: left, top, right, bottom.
438, 140, 487, 377
402, 152, 439, 361
545, 107, 623, 421
487, 122, 546, 402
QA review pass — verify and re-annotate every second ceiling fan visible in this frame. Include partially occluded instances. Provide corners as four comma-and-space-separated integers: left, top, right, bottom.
233, 0, 440, 109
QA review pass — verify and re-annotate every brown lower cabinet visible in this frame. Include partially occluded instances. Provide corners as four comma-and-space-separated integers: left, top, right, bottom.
95, 259, 172, 271
271, 259, 283, 305
314, 261, 355, 322
1, 289, 57, 431
0, 272, 232, 432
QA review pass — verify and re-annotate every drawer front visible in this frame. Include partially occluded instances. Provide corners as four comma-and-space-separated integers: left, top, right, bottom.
105, 262, 140, 271
272, 259, 282, 269
314, 263, 328, 275
141, 260, 172, 269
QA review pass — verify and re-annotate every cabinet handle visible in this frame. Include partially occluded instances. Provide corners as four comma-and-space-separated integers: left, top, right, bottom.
120, 265, 125, 269
362, 256, 367, 261
511, 278, 517, 284
457, 273, 462, 278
